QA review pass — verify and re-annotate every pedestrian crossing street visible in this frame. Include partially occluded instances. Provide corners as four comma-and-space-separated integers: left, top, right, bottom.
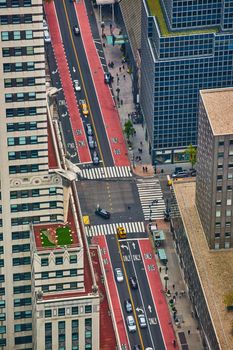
137, 178, 166, 220
79, 166, 132, 180
85, 221, 145, 237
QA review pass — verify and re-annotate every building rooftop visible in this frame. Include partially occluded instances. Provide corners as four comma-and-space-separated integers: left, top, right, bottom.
173, 181, 233, 350
146, 0, 218, 37
200, 88, 233, 136
33, 204, 80, 251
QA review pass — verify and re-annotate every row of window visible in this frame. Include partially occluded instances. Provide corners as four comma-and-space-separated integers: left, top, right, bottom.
0, 0, 31, 8
1, 30, 33, 41
9, 164, 40, 174
6, 107, 37, 117
10, 188, 57, 199
8, 136, 38, 146
5, 92, 37, 103
42, 282, 79, 293
9, 150, 39, 160
4, 61, 35, 72
7, 122, 37, 132
41, 255, 77, 267
5, 77, 36, 88
2, 45, 34, 57
11, 201, 59, 212
44, 305, 92, 318
41, 269, 78, 279
11, 215, 58, 226
14, 285, 31, 294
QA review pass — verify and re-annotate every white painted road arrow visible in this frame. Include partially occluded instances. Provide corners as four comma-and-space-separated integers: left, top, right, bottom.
121, 244, 129, 250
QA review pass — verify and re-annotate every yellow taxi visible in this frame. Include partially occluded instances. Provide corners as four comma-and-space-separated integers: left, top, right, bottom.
117, 226, 126, 239
79, 99, 89, 116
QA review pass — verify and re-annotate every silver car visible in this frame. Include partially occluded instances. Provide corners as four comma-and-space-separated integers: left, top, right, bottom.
126, 315, 136, 333
138, 314, 147, 328
114, 268, 124, 282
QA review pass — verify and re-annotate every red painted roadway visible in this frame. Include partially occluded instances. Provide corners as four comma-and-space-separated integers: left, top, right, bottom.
139, 239, 176, 349
75, 2, 130, 167
92, 236, 130, 349
89, 246, 117, 350
44, 2, 92, 164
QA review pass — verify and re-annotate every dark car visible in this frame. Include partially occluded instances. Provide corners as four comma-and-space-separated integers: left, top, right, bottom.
73, 25, 80, 36
190, 169, 197, 177
134, 346, 141, 350
104, 72, 112, 84
124, 299, 132, 313
129, 276, 138, 289
95, 206, 110, 219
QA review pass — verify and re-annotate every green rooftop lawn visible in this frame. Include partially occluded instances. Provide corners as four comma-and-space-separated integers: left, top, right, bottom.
147, 0, 218, 37
40, 226, 73, 248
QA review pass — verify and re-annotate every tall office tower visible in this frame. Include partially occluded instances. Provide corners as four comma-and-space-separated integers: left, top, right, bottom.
140, 0, 233, 165
196, 88, 233, 250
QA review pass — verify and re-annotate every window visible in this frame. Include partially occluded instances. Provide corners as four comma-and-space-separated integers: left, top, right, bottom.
85, 305, 92, 314
2, 47, 10, 56
58, 308, 65, 316
55, 257, 63, 265
70, 255, 77, 264
216, 210, 221, 217
27, 62, 34, 71
49, 187, 57, 195
1, 32, 9, 41
227, 199, 232, 206
45, 309, 52, 318
12, 15, 20, 24
56, 270, 63, 278
41, 258, 49, 266
25, 30, 33, 39
15, 63, 23, 71
5, 94, 13, 103
26, 46, 34, 55
70, 269, 77, 277
28, 92, 36, 100
13, 31, 21, 40
226, 210, 232, 217
42, 272, 49, 279
32, 189, 39, 197
72, 307, 78, 315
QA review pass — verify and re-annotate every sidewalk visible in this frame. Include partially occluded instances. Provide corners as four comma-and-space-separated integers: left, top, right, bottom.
92, 5, 204, 349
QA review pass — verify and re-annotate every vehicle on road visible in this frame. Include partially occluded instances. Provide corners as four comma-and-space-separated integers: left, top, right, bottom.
73, 25, 80, 36
190, 169, 197, 176
79, 99, 89, 116
129, 276, 138, 289
117, 226, 126, 239
93, 151, 99, 165
86, 123, 93, 136
138, 314, 147, 328
133, 346, 141, 350
88, 135, 96, 149
114, 268, 124, 283
44, 30, 51, 43
145, 348, 153, 350
126, 315, 136, 333
124, 299, 132, 313
73, 79, 81, 92
104, 72, 112, 84
171, 170, 189, 179
95, 206, 110, 219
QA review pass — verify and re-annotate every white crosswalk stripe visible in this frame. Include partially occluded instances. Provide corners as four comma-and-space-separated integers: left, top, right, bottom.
85, 221, 145, 237
137, 178, 166, 220
79, 166, 132, 180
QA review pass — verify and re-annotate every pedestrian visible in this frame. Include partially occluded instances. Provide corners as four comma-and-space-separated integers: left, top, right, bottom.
117, 77, 120, 83
119, 66, 121, 72
145, 166, 148, 173
173, 295, 176, 303
123, 64, 125, 69
159, 266, 162, 273
175, 291, 178, 297
142, 166, 145, 173
140, 141, 143, 146
123, 74, 126, 80
188, 330, 191, 335
134, 130, 136, 136
173, 284, 175, 290
121, 99, 123, 105
116, 73, 118, 77
111, 61, 114, 68
103, 42, 106, 48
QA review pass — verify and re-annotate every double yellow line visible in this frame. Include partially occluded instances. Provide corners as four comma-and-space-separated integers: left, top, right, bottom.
62, 0, 105, 166
116, 238, 145, 350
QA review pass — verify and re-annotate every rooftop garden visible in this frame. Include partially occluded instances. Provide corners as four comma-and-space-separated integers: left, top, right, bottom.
40, 225, 73, 248
146, 0, 218, 37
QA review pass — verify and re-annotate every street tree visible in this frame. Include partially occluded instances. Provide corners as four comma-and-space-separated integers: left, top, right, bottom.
123, 120, 135, 144
185, 144, 197, 168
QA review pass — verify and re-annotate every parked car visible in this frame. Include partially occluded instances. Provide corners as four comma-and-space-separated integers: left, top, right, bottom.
138, 314, 147, 328
43, 19, 48, 31
124, 299, 132, 313
74, 79, 81, 92
86, 123, 93, 136
95, 206, 110, 219
190, 169, 197, 177
44, 30, 51, 43
93, 150, 99, 165
114, 268, 124, 282
133, 346, 141, 350
126, 315, 136, 333
104, 72, 112, 84
73, 25, 80, 36
129, 276, 138, 289
171, 170, 189, 179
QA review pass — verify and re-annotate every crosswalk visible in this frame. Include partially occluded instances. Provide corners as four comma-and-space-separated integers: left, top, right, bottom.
137, 179, 166, 220
85, 221, 144, 237
79, 166, 132, 180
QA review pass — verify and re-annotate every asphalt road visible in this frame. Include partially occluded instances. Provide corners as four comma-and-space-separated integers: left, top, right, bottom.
107, 236, 166, 350
54, 0, 114, 166
77, 179, 144, 225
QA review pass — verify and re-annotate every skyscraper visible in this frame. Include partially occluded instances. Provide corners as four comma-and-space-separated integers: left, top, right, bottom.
140, 0, 233, 165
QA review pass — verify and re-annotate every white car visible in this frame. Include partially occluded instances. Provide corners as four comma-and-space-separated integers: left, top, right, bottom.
126, 315, 136, 333
44, 30, 51, 43
43, 19, 48, 31
138, 314, 147, 328
114, 268, 123, 282
74, 80, 81, 92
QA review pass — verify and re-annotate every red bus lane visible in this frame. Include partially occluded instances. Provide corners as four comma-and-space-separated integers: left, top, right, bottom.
92, 236, 130, 350
74, 2, 130, 167
44, 2, 92, 164
139, 239, 177, 350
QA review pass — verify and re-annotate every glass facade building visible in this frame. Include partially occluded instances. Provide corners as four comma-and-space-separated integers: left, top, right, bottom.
140, 0, 233, 164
